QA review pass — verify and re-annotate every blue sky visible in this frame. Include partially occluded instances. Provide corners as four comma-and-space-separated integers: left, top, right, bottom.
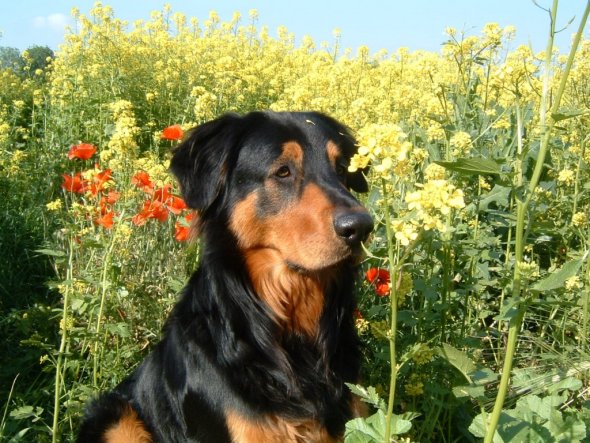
0, 1, 587, 55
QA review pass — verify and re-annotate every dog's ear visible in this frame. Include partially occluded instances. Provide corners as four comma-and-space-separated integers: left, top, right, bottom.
170, 113, 244, 211
312, 113, 369, 193
346, 161, 369, 193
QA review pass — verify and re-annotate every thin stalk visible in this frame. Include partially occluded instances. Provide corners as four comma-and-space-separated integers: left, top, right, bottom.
572, 136, 588, 218
0, 375, 19, 439
381, 179, 422, 442
92, 227, 120, 387
484, 2, 590, 441
382, 178, 399, 443
52, 236, 74, 443
582, 236, 590, 344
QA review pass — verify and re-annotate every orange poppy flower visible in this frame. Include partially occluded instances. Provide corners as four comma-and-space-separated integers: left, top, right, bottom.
153, 185, 171, 202
132, 171, 154, 192
94, 210, 115, 229
99, 191, 120, 214
104, 190, 120, 204
365, 267, 391, 297
166, 195, 187, 215
151, 200, 169, 222
174, 212, 195, 241
68, 143, 97, 160
132, 200, 169, 226
62, 173, 86, 193
131, 211, 148, 227
161, 124, 184, 141
88, 169, 112, 196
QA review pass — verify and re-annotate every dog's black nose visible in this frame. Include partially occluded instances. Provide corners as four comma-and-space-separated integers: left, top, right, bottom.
333, 211, 374, 246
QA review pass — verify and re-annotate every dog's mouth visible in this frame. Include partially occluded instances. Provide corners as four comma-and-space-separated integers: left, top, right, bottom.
284, 243, 365, 275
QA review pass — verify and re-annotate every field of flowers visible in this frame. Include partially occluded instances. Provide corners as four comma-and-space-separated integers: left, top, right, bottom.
2, 2, 590, 442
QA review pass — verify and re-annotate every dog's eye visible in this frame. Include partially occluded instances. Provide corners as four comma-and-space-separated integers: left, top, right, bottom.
336, 165, 347, 178
275, 165, 291, 178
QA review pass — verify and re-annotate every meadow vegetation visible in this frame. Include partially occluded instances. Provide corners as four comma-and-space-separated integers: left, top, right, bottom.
2, 2, 590, 441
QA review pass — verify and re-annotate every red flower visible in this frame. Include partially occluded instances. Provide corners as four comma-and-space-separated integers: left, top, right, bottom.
94, 210, 115, 229
132, 200, 169, 226
153, 185, 172, 202
365, 267, 391, 297
104, 190, 120, 204
61, 173, 85, 193
175, 212, 195, 241
166, 195, 187, 215
99, 191, 120, 214
68, 143, 97, 160
161, 124, 184, 141
151, 201, 169, 222
132, 182, 187, 226
87, 169, 112, 196
132, 171, 154, 192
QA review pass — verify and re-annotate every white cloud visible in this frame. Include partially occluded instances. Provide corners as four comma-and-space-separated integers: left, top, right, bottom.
32, 13, 70, 33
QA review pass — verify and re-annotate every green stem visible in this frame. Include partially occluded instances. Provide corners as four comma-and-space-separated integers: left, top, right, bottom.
52, 236, 74, 443
572, 136, 588, 219
484, 2, 590, 441
382, 178, 399, 443
581, 237, 590, 345
380, 179, 422, 442
92, 229, 119, 387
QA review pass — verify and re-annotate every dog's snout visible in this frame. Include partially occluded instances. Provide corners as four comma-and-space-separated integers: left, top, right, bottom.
333, 211, 374, 246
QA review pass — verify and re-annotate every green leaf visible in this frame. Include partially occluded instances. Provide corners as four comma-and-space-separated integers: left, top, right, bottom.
34, 248, 65, 257
434, 157, 502, 176
437, 343, 476, 382
546, 376, 583, 395
345, 383, 386, 411
453, 384, 485, 399
9, 405, 43, 420
531, 258, 585, 293
367, 410, 412, 436
495, 297, 523, 322
551, 108, 589, 122
345, 410, 413, 442
345, 417, 382, 443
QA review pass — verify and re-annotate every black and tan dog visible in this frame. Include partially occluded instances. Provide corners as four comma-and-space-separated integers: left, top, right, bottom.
77, 111, 373, 442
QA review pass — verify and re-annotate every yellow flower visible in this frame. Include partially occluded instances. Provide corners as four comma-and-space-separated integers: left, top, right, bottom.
565, 276, 583, 292
479, 176, 491, 191
355, 318, 369, 334
404, 374, 424, 396
449, 131, 473, 156
405, 179, 465, 232
517, 261, 539, 280
412, 343, 434, 365
46, 199, 63, 211
557, 169, 575, 186
349, 123, 413, 179
392, 220, 419, 246
424, 163, 446, 181
572, 212, 587, 227
426, 124, 446, 142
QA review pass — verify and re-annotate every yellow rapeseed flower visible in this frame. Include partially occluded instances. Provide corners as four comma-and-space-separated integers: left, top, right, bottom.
449, 131, 473, 156
572, 211, 587, 227
46, 199, 63, 211
557, 169, 575, 186
405, 179, 465, 232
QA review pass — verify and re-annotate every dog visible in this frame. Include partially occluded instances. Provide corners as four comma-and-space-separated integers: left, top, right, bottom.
77, 111, 373, 442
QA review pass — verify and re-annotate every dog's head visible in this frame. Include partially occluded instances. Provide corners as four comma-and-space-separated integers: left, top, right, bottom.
170, 111, 373, 272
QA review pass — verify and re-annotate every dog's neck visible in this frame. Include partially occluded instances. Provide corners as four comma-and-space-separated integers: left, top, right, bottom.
243, 248, 336, 338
